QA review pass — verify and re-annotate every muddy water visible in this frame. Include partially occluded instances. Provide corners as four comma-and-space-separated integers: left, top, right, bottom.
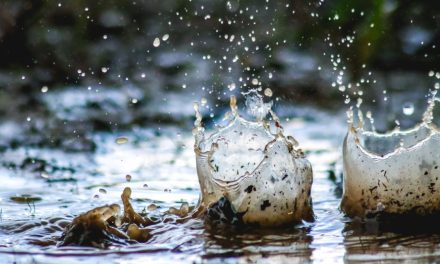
0, 103, 440, 263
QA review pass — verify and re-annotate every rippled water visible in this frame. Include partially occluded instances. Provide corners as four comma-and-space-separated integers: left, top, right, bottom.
1, 102, 440, 263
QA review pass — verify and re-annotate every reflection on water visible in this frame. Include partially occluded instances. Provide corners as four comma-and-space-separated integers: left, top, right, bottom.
2, 100, 440, 263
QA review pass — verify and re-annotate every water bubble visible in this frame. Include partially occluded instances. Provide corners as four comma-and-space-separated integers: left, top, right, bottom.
251, 78, 259, 85
126, 174, 132, 182
116, 136, 129, 144
153, 37, 161, 47
402, 103, 415, 116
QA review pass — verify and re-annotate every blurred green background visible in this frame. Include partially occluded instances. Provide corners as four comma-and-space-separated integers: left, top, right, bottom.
0, 0, 439, 142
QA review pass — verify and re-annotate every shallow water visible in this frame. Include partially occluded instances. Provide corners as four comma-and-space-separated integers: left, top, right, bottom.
1, 100, 440, 263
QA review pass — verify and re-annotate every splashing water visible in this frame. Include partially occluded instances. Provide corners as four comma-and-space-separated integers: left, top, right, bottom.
342, 91, 440, 217
193, 92, 313, 226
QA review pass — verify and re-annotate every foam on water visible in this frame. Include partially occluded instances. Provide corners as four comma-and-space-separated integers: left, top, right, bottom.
193, 92, 314, 226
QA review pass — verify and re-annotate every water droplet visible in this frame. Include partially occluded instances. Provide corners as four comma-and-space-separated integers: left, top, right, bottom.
143, 183, 148, 188
153, 37, 161, 47
116, 136, 129, 144
403, 103, 415, 116
141, 73, 146, 78
93, 194, 100, 199
41, 86, 49, 93
103, 35, 108, 40
251, 78, 259, 85
26, 117, 31, 122
264, 88, 273, 97
40, 172, 49, 179
99, 188, 107, 194
126, 174, 132, 182
162, 34, 169, 41
101, 67, 108, 73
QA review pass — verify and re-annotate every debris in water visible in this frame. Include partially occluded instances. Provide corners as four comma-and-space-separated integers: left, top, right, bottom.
147, 204, 157, 211
125, 174, 132, 182
59, 187, 156, 247
10, 195, 42, 203
193, 92, 314, 226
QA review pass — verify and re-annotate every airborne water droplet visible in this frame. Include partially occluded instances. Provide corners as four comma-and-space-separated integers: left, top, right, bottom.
126, 174, 132, 182
264, 88, 273, 97
99, 188, 107, 194
116, 136, 129, 144
402, 103, 415, 116
41, 86, 49, 93
153, 37, 161, 47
